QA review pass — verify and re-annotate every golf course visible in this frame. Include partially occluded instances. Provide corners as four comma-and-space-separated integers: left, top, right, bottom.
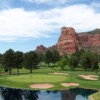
0, 68, 100, 90
0, 49, 100, 100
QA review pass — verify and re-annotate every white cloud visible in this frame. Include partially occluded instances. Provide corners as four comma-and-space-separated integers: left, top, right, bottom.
0, 8, 53, 42
0, 4, 100, 42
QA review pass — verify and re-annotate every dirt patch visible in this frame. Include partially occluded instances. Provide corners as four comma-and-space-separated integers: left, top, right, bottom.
49, 72, 68, 75
79, 75, 99, 80
30, 84, 53, 89
61, 83, 79, 87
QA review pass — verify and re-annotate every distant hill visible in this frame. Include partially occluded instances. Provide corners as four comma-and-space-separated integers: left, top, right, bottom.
88, 29, 100, 34
79, 29, 100, 34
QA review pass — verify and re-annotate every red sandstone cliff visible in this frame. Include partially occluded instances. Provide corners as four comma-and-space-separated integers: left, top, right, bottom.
78, 29, 100, 52
35, 45, 57, 54
35, 28, 100, 55
57, 27, 100, 54
35, 45, 47, 53
57, 27, 81, 55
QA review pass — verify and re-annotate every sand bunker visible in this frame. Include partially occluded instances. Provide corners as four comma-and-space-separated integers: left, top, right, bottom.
49, 72, 68, 75
61, 83, 79, 87
30, 84, 53, 89
79, 75, 99, 80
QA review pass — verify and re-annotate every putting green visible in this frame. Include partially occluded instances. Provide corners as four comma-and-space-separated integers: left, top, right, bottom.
8, 74, 67, 83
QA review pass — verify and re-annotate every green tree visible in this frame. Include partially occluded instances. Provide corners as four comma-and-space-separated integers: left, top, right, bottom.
45, 50, 52, 67
69, 54, 79, 71
0, 53, 2, 64
14, 51, 23, 74
80, 51, 96, 71
37, 53, 45, 67
91, 52, 99, 72
3, 49, 15, 74
38, 53, 45, 63
51, 49, 60, 67
0, 53, 3, 75
80, 51, 89, 71
23, 51, 39, 73
57, 57, 68, 70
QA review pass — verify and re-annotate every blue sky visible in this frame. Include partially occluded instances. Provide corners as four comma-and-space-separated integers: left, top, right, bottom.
0, 0, 100, 53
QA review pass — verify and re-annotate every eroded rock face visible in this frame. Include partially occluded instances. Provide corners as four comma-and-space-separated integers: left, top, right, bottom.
35, 45, 57, 54
35, 45, 47, 53
57, 27, 80, 55
48, 45, 57, 51
35, 28, 100, 55
57, 27, 100, 55
78, 29, 100, 52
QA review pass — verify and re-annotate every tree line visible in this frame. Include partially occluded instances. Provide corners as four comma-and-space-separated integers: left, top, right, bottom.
59, 49, 99, 72
0, 49, 99, 75
0, 49, 60, 74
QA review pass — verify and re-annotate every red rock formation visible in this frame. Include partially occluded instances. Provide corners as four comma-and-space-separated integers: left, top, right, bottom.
35, 45, 47, 53
48, 45, 57, 51
35, 28, 100, 55
78, 33, 100, 47
57, 27, 80, 55
57, 27, 100, 55
78, 29, 100, 52
35, 45, 57, 54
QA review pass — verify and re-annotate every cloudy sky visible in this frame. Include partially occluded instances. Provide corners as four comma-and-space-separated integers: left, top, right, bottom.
0, 0, 100, 53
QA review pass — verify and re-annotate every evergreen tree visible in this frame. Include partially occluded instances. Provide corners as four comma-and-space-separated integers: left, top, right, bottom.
51, 49, 60, 67
45, 50, 52, 67
80, 51, 99, 71
80, 51, 91, 71
0, 53, 3, 75
23, 51, 39, 73
3, 49, 15, 74
57, 57, 68, 70
91, 52, 99, 72
69, 53, 79, 71
14, 51, 23, 74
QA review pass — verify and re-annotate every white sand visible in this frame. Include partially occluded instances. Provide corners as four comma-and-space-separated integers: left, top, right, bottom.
61, 83, 79, 87
30, 84, 53, 89
79, 75, 99, 80
49, 72, 68, 75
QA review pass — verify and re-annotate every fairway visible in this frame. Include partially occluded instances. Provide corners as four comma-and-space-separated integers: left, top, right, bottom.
0, 69, 100, 90
8, 74, 67, 83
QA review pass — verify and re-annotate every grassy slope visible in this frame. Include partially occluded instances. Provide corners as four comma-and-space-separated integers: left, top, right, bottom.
0, 67, 100, 90
89, 92, 100, 100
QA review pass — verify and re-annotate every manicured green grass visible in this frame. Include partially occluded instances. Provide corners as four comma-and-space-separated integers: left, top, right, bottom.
0, 67, 100, 90
8, 74, 67, 83
89, 92, 100, 100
